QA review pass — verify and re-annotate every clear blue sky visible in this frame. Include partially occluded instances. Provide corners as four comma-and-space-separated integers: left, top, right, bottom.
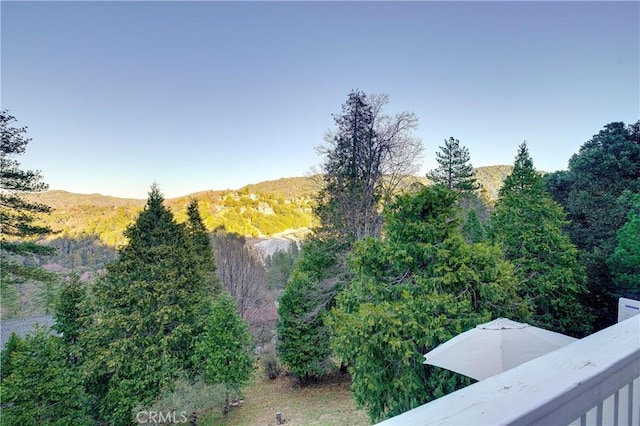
2, 1, 638, 199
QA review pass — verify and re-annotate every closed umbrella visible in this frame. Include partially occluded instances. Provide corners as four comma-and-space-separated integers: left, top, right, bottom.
423, 317, 578, 381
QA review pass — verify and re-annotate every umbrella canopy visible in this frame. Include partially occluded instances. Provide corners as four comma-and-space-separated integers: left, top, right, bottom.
423, 318, 578, 381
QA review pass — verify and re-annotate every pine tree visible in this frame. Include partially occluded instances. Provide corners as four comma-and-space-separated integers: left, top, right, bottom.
83, 184, 213, 425
276, 237, 349, 385
545, 120, 640, 329
0, 329, 93, 425
279, 90, 422, 384
316, 90, 379, 241
462, 208, 486, 243
328, 185, 527, 422
191, 292, 253, 414
53, 272, 88, 366
0, 332, 24, 380
185, 198, 221, 295
427, 137, 479, 193
1, 111, 57, 305
53, 272, 86, 347
316, 91, 423, 241
491, 142, 592, 337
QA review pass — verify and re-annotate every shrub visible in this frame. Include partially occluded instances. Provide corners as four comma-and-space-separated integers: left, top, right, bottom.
262, 352, 282, 380
133, 373, 231, 424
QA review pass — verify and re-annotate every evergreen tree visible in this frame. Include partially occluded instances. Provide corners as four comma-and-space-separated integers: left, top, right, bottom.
491, 142, 592, 337
316, 90, 379, 241
53, 272, 88, 366
545, 121, 640, 328
191, 292, 253, 414
607, 194, 640, 299
328, 185, 527, 422
185, 198, 221, 295
427, 137, 479, 193
316, 90, 423, 242
0, 332, 24, 380
266, 241, 299, 295
53, 272, 87, 347
0, 329, 93, 425
276, 237, 349, 385
1, 111, 57, 309
82, 184, 212, 425
462, 208, 486, 243
279, 90, 422, 384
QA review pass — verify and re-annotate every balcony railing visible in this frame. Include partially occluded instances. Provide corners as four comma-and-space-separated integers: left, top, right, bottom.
377, 315, 640, 426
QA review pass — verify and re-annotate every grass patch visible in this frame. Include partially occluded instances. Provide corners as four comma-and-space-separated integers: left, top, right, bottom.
201, 368, 370, 426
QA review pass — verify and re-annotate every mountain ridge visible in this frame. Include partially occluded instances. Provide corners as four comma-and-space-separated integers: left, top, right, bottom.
26, 166, 514, 246
37, 166, 515, 205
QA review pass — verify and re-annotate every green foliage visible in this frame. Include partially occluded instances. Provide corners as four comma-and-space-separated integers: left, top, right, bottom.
329, 185, 527, 422
192, 292, 254, 412
135, 372, 229, 423
316, 90, 379, 241
608, 194, 640, 297
473, 165, 514, 202
0, 259, 59, 319
427, 137, 479, 193
25, 185, 315, 246
185, 199, 222, 294
0, 329, 94, 425
0, 111, 53, 243
491, 142, 592, 337
545, 121, 640, 328
277, 237, 350, 384
314, 90, 423, 241
82, 184, 214, 425
53, 272, 87, 349
266, 241, 299, 293
462, 208, 486, 243
0, 333, 25, 380
261, 352, 282, 380
1, 111, 58, 319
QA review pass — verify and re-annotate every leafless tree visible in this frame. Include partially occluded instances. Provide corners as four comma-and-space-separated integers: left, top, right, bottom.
316, 91, 424, 241
211, 230, 271, 327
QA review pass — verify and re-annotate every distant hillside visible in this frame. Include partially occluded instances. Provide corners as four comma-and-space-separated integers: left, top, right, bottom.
474, 165, 514, 200
30, 190, 146, 209
240, 175, 323, 199
25, 167, 516, 247
28, 178, 318, 247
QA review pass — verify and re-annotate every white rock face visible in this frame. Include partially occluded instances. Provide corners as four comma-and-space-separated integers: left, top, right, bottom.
250, 238, 295, 259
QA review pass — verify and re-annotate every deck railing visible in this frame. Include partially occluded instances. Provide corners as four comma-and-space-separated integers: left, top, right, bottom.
377, 315, 640, 426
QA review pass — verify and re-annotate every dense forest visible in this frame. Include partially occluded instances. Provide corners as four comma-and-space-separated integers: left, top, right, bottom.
1, 96, 638, 425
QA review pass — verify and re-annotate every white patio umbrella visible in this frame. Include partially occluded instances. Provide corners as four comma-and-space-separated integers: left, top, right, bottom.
423, 317, 578, 381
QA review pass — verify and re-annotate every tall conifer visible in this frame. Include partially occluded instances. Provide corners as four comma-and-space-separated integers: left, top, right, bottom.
427, 137, 479, 193
491, 142, 592, 336
1, 111, 57, 311
329, 185, 526, 422
185, 199, 221, 295
83, 184, 212, 425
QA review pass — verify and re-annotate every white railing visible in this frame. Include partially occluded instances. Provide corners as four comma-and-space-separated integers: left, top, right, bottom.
378, 315, 640, 426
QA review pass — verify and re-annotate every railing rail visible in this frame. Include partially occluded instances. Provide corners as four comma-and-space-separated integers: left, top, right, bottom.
378, 316, 640, 426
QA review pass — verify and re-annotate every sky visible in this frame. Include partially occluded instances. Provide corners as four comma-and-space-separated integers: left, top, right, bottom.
2, 1, 638, 199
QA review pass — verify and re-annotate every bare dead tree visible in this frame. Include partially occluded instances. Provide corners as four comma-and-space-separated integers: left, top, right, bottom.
211, 230, 271, 324
369, 94, 424, 197
316, 91, 424, 241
